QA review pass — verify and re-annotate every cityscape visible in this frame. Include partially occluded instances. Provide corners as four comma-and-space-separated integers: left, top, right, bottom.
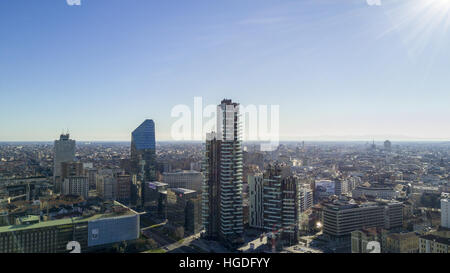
0, 98, 449, 254
0, 0, 449, 269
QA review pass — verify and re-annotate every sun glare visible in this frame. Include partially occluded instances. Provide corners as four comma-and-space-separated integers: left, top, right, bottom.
379, 0, 450, 57
429, 0, 450, 14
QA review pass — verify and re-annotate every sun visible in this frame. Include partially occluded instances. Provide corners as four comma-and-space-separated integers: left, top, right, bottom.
428, 0, 450, 18
379, 0, 450, 57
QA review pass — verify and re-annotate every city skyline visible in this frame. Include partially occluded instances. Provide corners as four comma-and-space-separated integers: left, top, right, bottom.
1, 0, 450, 261
1, 0, 450, 141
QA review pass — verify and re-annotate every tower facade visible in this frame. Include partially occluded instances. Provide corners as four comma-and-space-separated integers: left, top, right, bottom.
53, 134, 76, 193
249, 174, 264, 229
441, 193, 450, 229
262, 164, 302, 248
384, 140, 392, 151
202, 99, 244, 247
131, 119, 156, 207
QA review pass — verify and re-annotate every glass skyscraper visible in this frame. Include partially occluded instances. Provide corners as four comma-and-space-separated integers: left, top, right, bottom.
131, 119, 156, 151
131, 119, 156, 207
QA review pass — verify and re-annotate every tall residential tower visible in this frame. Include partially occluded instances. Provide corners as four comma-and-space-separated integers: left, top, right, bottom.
202, 99, 244, 247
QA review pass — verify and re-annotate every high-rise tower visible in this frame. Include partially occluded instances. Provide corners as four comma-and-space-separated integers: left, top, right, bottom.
441, 193, 450, 229
262, 164, 302, 247
384, 140, 392, 151
202, 99, 244, 247
131, 119, 156, 207
53, 134, 76, 193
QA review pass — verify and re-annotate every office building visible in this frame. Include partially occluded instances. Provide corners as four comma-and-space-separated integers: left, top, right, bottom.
0, 202, 139, 253
323, 200, 403, 241
143, 181, 168, 218
352, 185, 399, 200
166, 188, 202, 235
131, 119, 156, 207
162, 170, 203, 192
115, 174, 131, 204
53, 134, 76, 193
186, 194, 203, 235
202, 99, 244, 247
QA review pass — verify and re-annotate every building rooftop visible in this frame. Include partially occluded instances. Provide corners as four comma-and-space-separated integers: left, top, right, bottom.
387, 232, 418, 240
324, 199, 402, 210
355, 227, 381, 236
420, 234, 450, 245
0, 202, 137, 234
355, 185, 394, 190
171, 188, 197, 195
146, 181, 168, 187
163, 170, 201, 175
220, 99, 239, 106
0, 215, 90, 234
131, 119, 155, 150
16, 215, 40, 225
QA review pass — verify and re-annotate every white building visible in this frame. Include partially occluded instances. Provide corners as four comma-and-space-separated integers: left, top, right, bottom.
352, 186, 399, 200
335, 180, 349, 196
412, 184, 440, 194
299, 185, 313, 212
441, 193, 450, 229
248, 174, 264, 229
62, 176, 89, 199
96, 169, 116, 200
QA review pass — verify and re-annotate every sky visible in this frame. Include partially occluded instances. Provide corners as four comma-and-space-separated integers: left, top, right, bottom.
1, 0, 450, 142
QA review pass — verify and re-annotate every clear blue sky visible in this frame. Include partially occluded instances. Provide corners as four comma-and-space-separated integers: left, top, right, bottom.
1, 0, 449, 141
